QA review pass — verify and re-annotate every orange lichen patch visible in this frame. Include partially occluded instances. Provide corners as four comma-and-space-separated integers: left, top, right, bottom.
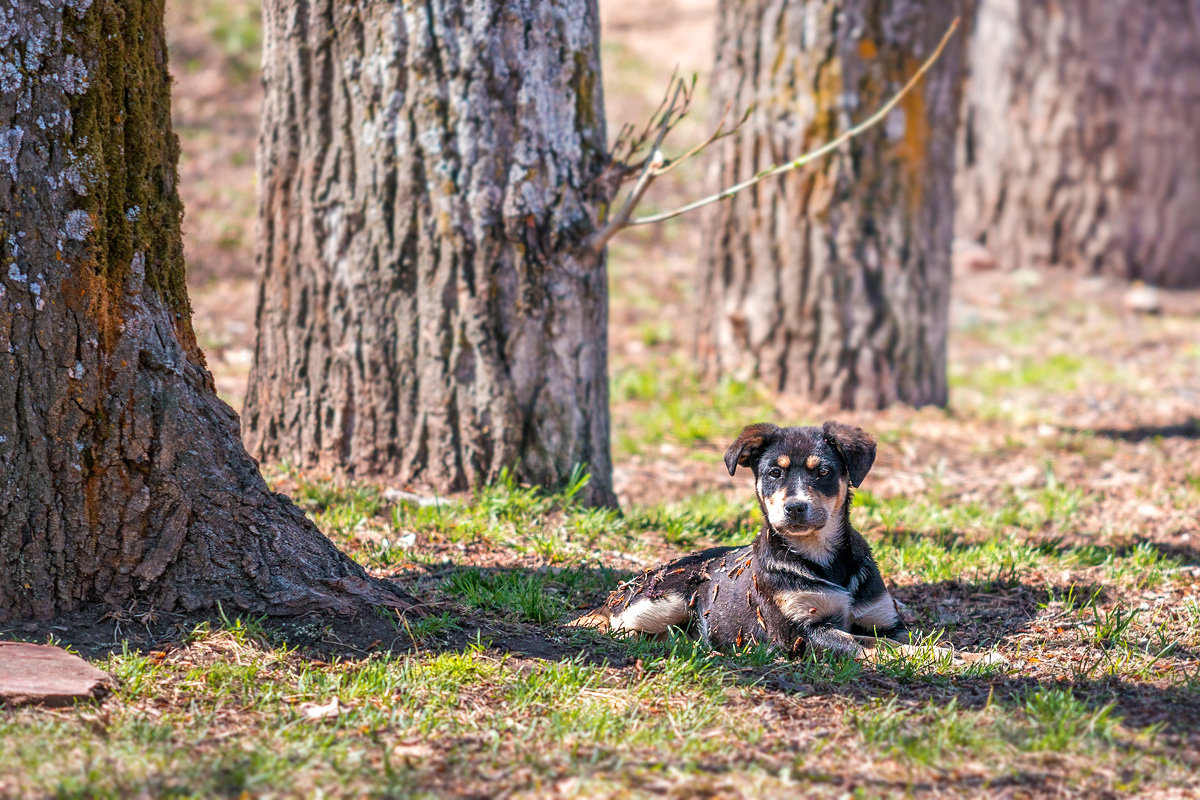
83, 462, 104, 531
894, 56, 930, 209
776, 455, 791, 468
857, 39, 878, 60
806, 454, 821, 469
62, 260, 124, 357
806, 57, 842, 141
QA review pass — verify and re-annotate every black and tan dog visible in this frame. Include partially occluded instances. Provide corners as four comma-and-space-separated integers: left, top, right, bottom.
573, 422, 913, 660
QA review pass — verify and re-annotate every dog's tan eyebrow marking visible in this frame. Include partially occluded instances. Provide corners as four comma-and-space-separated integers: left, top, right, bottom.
806, 454, 821, 469
776, 455, 790, 468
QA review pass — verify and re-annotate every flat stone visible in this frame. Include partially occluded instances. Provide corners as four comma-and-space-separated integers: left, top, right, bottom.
1124, 283, 1163, 314
0, 641, 113, 707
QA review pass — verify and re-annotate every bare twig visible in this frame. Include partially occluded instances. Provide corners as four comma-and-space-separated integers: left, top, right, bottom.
588, 77, 689, 251
587, 17, 960, 252
652, 101, 754, 178
625, 17, 960, 228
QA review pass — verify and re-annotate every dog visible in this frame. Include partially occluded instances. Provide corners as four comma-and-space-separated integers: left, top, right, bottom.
572, 422, 913, 660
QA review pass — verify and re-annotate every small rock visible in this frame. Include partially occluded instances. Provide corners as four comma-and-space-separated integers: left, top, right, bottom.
0, 642, 113, 707
953, 242, 997, 272
1124, 283, 1162, 314
1136, 503, 1163, 519
382, 488, 446, 508
300, 697, 342, 721
1012, 268, 1043, 289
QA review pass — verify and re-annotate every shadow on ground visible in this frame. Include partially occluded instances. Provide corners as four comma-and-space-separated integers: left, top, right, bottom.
4, 561, 1196, 742
1074, 417, 1200, 442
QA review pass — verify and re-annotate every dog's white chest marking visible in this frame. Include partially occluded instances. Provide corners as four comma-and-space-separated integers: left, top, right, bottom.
775, 589, 851, 625
850, 591, 899, 632
780, 521, 839, 565
609, 595, 688, 634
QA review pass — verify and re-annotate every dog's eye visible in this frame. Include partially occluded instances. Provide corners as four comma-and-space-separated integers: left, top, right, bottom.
817, 467, 830, 477
767, 467, 784, 479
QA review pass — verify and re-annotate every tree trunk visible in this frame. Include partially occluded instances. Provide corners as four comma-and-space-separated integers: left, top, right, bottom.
957, 0, 1200, 288
0, 0, 414, 622
243, 0, 615, 505
699, 1, 964, 409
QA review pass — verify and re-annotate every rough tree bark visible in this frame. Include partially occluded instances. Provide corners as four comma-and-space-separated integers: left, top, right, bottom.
0, 0, 413, 622
957, 0, 1200, 288
699, 1, 965, 409
243, 0, 615, 505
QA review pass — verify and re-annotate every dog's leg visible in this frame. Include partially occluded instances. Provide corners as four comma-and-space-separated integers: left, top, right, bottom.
797, 626, 868, 659
608, 595, 689, 635
851, 633, 1007, 666
567, 594, 690, 637
565, 609, 614, 632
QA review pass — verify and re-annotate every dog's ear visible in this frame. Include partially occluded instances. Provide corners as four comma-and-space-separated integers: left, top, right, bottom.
724, 423, 781, 476
822, 421, 876, 487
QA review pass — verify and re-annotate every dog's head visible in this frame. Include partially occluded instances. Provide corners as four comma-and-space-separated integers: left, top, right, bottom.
724, 422, 876, 540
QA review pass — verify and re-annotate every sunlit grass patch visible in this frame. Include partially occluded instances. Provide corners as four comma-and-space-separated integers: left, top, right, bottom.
610, 358, 777, 458
848, 697, 993, 767
847, 687, 1139, 776
177, 0, 263, 83
0, 625, 760, 797
948, 347, 1146, 423
293, 479, 384, 541
440, 564, 620, 625
952, 352, 1093, 395
627, 490, 759, 549
855, 479, 1089, 542
441, 568, 571, 624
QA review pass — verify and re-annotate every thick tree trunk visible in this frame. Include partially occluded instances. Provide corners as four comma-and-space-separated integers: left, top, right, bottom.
0, 0, 413, 622
243, 0, 615, 505
957, 0, 1200, 288
699, 1, 964, 409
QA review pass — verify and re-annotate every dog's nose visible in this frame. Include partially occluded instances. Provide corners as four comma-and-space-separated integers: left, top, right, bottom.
784, 501, 808, 518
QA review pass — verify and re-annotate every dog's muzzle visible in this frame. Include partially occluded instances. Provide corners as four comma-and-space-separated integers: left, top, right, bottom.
782, 500, 829, 532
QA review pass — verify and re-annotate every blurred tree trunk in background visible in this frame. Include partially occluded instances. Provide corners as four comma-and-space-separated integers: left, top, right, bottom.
957, 0, 1200, 288
244, 0, 615, 505
0, 0, 414, 621
698, 1, 964, 410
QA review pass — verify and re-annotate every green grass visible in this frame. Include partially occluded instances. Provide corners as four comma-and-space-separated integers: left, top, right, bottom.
198, 0, 262, 83
4, 463, 1196, 797
611, 358, 778, 457
442, 568, 587, 624
951, 353, 1094, 395
0, 624, 756, 798
847, 688, 1127, 772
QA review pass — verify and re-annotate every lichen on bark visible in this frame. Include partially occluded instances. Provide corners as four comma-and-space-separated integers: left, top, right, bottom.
243, 0, 615, 505
699, 0, 964, 409
0, 0, 414, 622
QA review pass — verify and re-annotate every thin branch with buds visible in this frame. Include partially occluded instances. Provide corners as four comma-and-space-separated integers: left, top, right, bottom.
587, 17, 960, 253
